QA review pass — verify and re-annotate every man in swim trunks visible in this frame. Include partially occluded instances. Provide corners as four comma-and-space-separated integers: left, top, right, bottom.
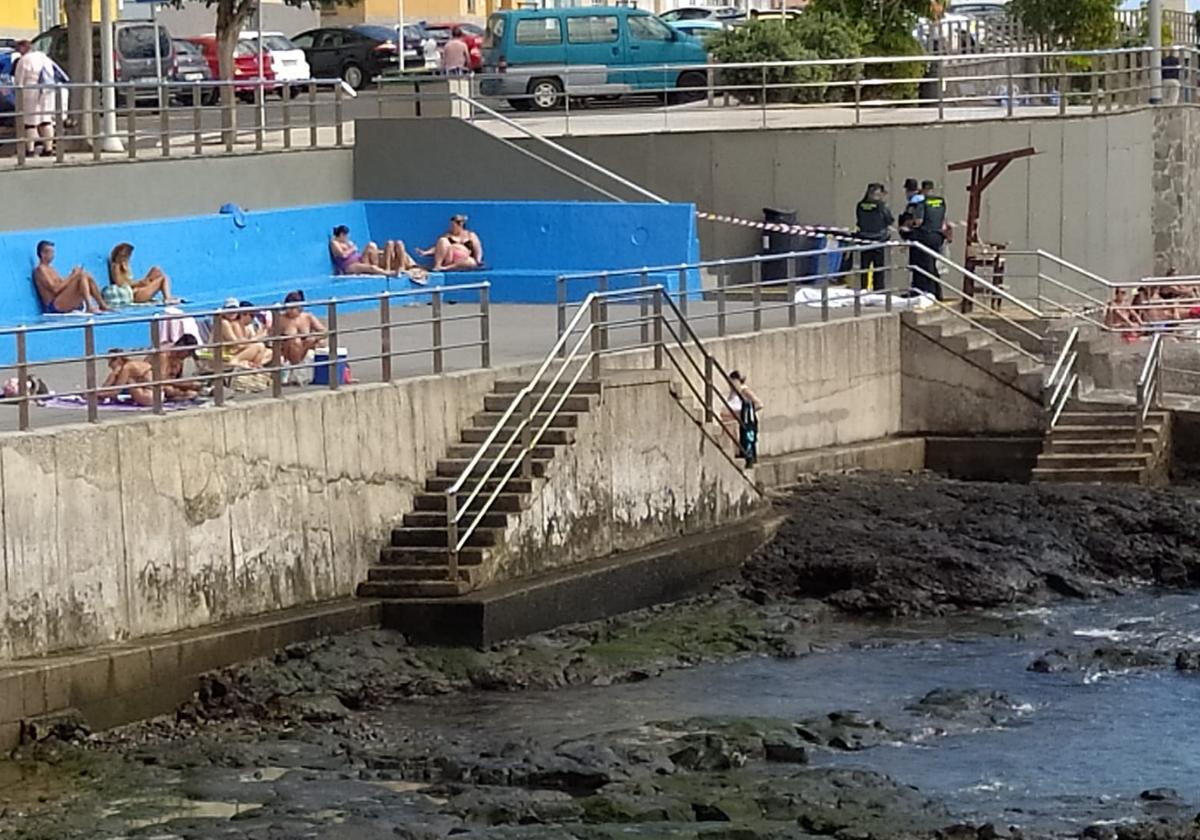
275, 290, 327, 366
32, 240, 108, 313
419, 214, 483, 271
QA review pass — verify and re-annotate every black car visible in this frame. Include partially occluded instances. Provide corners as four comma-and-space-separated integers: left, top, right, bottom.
172, 38, 216, 106
290, 25, 409, 90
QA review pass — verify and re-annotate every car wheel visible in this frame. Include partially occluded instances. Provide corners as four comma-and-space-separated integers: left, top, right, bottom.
671, 70, 707, 105
202, 87, 219, 107
528, 77, 563, 111
342, 62, 365, 91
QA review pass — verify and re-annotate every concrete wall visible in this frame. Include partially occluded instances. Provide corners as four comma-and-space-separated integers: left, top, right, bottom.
540, 111, 1157, 283
1152, 107, 1200, 276
494, 370, 761, 584
0, 150, 354, 233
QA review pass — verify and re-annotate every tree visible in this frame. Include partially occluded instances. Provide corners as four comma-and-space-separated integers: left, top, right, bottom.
64, 0, 93, 133
806, 0, 933, 39
1007, 0, 1119, 49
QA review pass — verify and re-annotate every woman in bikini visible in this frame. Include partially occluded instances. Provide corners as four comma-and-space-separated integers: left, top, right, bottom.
108, 242, 179, 304
420, 214, 483, 271
328, 225, 426, 281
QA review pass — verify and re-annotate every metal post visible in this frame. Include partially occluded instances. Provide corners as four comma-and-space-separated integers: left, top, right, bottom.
1150, 0, 1164, 103
270, 313, 283, 398
223, 83, 235, 153
192, 93, 203, 155
556, 275, 567, 349
677, 268, 689, 320
1106, 52, 1115, 111
213, 311, 225, 407
564, 70, 572, 136
717, 263, 727, 337
334, 83, 345, 147
520, 390, 532, 479
787, 256, 798, 326
639, 271, 650, 346
821, 277, 830, 322
480, 286, 491, 368
380, 296, 393, 381
706, 66, 715, 107
14, 88, 24, 167
446, 491, 459, 577
853, 63, 862, 124
431, 289, 444, 374
760, 64, 767, 129
254, 81, 265, 152
885, 287, 894, 312
90, 90, 101, 162
16, 329, 29, 431
84, 322, 98, 423
159, 81, 170, 157
308, 82, 318, 147
126, 86, 137, 159
150, 318, 163, 415
937, 59, 945, 120
1006, 55, 1015, 117
326, 302, 339, 390
704, 354, 716, 424
54, 87, 65, 163
1058, 55, 1068, 116
598, 273, 609, 350
853, 286, 862, 318
99, 0, 125, 154
589, 297, 602, 381
751, 261, 763, 333
652, 288, 664, 370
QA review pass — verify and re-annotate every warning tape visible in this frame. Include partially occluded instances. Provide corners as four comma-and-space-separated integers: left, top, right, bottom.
695, 211, 878, 246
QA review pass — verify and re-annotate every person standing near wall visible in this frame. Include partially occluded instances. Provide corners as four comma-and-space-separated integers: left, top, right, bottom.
905, 179, 952, 300
854, 183, 893, 290
12, 39, 68, 158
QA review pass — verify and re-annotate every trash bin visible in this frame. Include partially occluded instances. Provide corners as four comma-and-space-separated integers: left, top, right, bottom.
762, 207, 801, 282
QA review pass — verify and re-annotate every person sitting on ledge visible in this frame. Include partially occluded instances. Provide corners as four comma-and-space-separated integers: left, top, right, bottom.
216, 298, 272, 368
108, 242, 179, 304
1104, 287, 1141, 334
32, 240, 108, 314
419, 214, 483, 271
276, 290, 327, 369
145, 334, 202, 401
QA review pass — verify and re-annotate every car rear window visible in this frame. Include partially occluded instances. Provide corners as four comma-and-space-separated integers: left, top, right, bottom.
566, 15, 618, 44
484, 15, 505, 48
258, 35, 296, 51
355, 25, 397, 43
515, 18, 562, 45
117, 26, 172, 60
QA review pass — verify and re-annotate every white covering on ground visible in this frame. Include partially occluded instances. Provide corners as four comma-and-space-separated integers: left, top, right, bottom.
793, 286, 937, 310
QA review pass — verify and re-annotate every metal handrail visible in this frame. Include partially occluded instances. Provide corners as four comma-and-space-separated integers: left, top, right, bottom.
445, 284, 750, 576
1044, 326, 1080, 428
1135, 332, 1164, 449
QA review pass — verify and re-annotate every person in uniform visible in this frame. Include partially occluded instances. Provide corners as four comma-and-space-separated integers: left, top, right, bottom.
854, 183, 893, 290
905, 179, 952, 299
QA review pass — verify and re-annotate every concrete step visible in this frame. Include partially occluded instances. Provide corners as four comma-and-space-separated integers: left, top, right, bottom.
367, 565, 479, 584
483, 393, 595, 413
1054, 411, 1167, 427
492, 380, 602, 396
357, 579, 473, 599
445, 443, 560, 460
436, 458, 550, 479
1050, 424, 1162, 439
412, 492, 528, 513
1044, 438, 1154, 454
424, 475, 538, 494
391, 526, 504, 548
471, 411, 584, 430
462, 427, 575, 446
1036, 452, 1152, 469
378, 546, 487, 566
403, 511, 510, 529
1031, 466, 1145, 484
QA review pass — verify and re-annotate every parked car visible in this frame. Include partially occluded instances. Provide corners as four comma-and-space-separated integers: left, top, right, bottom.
172, 38, 216, 105
668, 19, 733, 40
241, 30, 312, 95
185, 35, 275, 101
0, 37, 16, 50
481, 6, 709, 111
352, 23, 429, 70
33, 22, 178, 92
424, 22, 485, 71
0, 48, 13, 128
290, 26, 403, 90
660, 6, 742, 22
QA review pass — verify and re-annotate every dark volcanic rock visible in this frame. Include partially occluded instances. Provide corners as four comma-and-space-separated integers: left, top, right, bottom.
742, 474, 1200, 616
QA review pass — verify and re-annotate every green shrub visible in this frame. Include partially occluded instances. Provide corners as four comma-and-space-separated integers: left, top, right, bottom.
867, 29, 925, 101
708, 21, 831, 103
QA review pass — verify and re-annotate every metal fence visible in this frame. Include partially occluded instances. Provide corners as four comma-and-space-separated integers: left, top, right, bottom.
0, 282, 491, 431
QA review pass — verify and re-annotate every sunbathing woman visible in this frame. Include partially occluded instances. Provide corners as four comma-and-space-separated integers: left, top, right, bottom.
108, 242, 179, 304
419, 214, 483, 271
216, 299, 272, 368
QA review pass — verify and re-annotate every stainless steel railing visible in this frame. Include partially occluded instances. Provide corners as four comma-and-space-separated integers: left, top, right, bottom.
0, 282, 491, 431
443, 283, 754, 577
1136, 331, 1164, 449
1044, 326, 1080, 428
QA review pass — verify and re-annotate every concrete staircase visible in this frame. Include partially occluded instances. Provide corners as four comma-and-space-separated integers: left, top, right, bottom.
356, 379, 603, 599
1033, 404, 1171, 485
903, 308, 1044, 399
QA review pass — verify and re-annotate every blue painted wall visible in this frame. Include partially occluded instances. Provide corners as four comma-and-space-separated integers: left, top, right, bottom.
0, 199, 700, 363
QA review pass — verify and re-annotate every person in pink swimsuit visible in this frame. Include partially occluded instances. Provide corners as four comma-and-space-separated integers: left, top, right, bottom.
419, 214, 483, 271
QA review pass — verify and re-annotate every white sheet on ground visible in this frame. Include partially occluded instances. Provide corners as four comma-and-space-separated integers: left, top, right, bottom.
792, 286, 936, 310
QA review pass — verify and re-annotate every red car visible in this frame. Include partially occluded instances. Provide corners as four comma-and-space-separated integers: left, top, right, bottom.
425, 22, 483, 71
186, 35, 275, 99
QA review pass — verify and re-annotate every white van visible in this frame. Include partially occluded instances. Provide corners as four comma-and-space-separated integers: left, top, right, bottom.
241, 30, 312, 94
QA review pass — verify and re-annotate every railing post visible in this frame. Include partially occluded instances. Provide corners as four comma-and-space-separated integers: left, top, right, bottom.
446, 490, 459, 579
853, 285, 862, 318
706, 66, 715, 107
308, 81, 319, 148
159, 81, 171, 157
589, 297, 602, 381
126, 87, 138, 160
192, 90, 203, 155
1091, 54, 1100, 114
14, 82, 25, 167
1006, 55, 1015, 117
717, 262, 727, 337
150, 318, 164, 415
760, 64, 767, 128
677, 267, 689, 320
84, 322, 98, 424
431, 289, 444, 374
821, 276, 830, 322
652, 287, 664, 370
254, 81, 265, 152
223, 84, 235, 153
853, 63, 862, 124
598, 273, 610, 350
751, 261, 763, 333
639, 271, 651, 346
937, 59, 946, 120
16, 328, 29, 431
520, 390, 533, 479
326, 302, 339, 390
334, 82, 345, 147
380, 295, 393, 381
1105, 52, 1114, 111
281, 85, 292, 150
53, 87, 65, 164
556, 275, 567, 351
270, 310, 284, 398
213, 310, 226, 407
1058, 55, 1068, 116
787, 255, 798, 327
480, 285, 492, 368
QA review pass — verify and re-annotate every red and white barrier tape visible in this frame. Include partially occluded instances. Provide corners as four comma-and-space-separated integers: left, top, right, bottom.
695, 211, 876, 246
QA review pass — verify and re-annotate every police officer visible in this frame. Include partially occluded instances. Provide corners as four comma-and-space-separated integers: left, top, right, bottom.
905, 179, 951, 299
854, 183, 893, 289
897, 177, 923, 234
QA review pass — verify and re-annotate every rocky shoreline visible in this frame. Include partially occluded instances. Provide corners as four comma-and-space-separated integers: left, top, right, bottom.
9, 473, 1200, 840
